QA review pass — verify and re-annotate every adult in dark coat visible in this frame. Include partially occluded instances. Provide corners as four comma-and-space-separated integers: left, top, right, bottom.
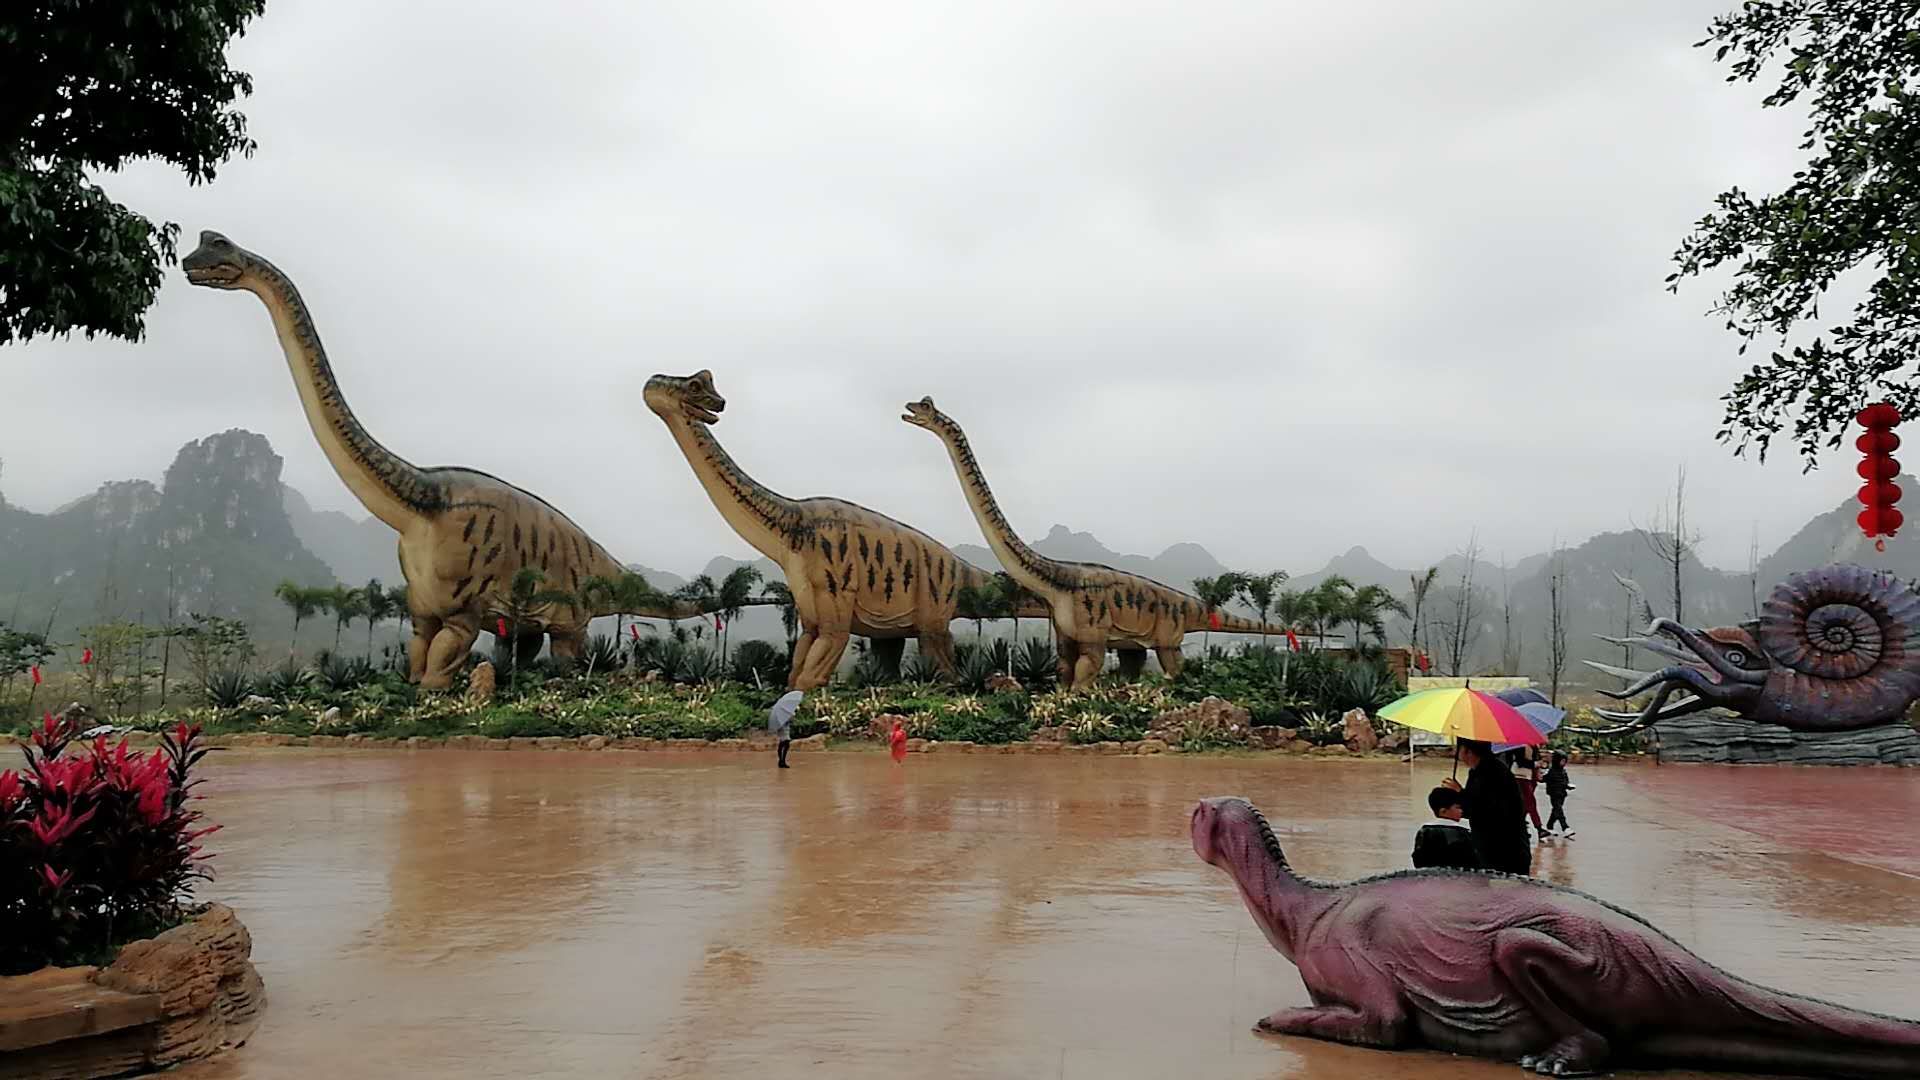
1442, 738, 1532, 875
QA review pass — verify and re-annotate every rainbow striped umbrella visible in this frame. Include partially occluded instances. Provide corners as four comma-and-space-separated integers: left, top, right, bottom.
1377, 687, 1547, 747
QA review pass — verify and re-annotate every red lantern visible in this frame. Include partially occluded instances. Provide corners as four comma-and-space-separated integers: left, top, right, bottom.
1856, 403, 1904, 549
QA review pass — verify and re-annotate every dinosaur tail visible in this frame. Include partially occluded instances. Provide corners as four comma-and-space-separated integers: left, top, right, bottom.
1188, 612, 1296, 639
1641, 978, 1920, 1077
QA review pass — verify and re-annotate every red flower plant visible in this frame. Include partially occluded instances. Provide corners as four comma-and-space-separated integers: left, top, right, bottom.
0, 770, 22, 811
37, 864, 72, 894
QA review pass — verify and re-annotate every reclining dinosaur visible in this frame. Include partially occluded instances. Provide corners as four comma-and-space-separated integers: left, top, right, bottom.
1579, 564, 1920, 733
182, 231, 715, 688
903, 397, 1282, 687
645, 372, 1042, 689
1192, 795, 1920, 1077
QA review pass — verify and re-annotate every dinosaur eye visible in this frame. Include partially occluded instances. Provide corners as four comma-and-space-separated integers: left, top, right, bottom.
1726, 649, 1747, 666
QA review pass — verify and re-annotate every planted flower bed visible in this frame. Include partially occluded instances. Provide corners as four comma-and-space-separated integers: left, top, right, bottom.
0, 716, 261, 1079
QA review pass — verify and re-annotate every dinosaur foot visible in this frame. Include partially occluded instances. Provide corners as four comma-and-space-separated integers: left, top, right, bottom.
1517, 1033, 1608, 1077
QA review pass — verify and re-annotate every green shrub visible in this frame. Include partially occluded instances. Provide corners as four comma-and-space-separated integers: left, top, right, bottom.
1011, 638, 1058, 689
730, 639, 787, 688
202, 668, 254, 709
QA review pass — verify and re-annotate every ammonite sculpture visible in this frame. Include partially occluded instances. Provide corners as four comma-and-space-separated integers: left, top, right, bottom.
1581, 564, 1920, 733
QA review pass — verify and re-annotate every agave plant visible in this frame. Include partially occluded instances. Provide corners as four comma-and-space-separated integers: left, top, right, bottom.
581, 633, 623, 678
259, 659, 313, 700
203, 668, 255, 709
729, 640, 786, 688
901, 650, 940, 683
1011, 637, 1058, 688
317, 653, 375, 694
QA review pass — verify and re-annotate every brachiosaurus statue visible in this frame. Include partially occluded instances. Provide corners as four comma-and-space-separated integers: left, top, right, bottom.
904, 397, 1281, 688
182, 231, 708, 689
645, 371, 1039, 689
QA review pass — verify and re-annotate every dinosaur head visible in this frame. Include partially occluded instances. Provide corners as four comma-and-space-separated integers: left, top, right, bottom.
1588, 565, 1920, 733
645, 370, 727, 426
181, 230, 255, 289
1191, 796, 1288, 874
901, 396, 955, 434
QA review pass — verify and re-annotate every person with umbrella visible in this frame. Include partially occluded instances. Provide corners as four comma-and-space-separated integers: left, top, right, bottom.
769, 689, 804, 769
1442, 740, 1531, 874
1380, 686, 1544, 876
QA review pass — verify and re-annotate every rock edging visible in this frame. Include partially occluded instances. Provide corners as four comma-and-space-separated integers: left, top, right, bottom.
0, 903, 264, 1080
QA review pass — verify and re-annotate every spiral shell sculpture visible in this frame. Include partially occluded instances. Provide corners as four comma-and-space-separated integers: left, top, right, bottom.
1586, 564, 1920, 733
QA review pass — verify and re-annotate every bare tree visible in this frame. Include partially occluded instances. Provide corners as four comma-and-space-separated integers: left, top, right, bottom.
1498, 557, 1523, 676
1437, 534, 1484, 677
1747, 523, 1762, 620
1545, 545, 1569, 705
1633, 466, 1701, 624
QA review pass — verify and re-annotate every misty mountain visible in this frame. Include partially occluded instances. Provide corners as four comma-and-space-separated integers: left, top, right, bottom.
1, 430, 339, 650
952, 524, 1232, 591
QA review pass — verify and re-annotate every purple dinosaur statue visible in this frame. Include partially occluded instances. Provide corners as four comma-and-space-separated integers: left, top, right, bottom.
1192, 796, 1920, 1077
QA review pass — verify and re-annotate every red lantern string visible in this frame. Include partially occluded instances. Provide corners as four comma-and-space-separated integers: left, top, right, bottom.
1857, 403, 1903, 551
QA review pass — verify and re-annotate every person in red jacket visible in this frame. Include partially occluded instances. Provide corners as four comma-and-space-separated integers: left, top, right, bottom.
889, 719, 908, 764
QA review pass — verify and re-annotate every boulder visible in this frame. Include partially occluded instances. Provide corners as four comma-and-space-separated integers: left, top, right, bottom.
1342, 709, 1378, 754
1377, 726, 1409, 753
241, 695, 275, 710
985, 674, 1022, 693
1150, 696, 1252, 746
1136, 738, 1170, 755
317, 707, 342, 729
466, 661, 496, 705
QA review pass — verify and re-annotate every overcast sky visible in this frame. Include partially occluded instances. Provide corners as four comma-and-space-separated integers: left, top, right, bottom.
4, 1, 1859, 576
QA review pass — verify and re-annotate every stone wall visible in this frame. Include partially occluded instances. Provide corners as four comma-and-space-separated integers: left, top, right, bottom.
0, 904, 264, 1079
1651, 712, 1920, 766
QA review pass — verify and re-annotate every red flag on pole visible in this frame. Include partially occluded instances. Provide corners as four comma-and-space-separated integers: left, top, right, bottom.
30, 665, 41, 685
1208, 610, 1221, 630
629, 624, 640, 641
715, 616, 725, 633
1284, 628, 1301, 652
81, 648, 92, 665
496, 618, 508, 639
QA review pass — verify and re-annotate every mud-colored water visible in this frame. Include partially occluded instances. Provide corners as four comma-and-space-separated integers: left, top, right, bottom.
169, 751, 1920, 1079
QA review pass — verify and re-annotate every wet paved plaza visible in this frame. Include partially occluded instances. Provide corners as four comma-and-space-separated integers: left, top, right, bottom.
170, 750, 1920, 1079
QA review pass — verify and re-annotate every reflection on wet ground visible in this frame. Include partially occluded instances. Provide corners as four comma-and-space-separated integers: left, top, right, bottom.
171, 752, 1920, 1079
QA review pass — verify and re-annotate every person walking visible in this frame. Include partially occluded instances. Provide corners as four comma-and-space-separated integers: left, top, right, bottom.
768, 689, 804, 769
1543, 750, 1576, 838
889, 718, 908, 764
1513, 747, 1548, 840
1442, 738, 1532, 875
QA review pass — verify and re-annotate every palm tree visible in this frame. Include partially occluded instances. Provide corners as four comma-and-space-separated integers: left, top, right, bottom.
498, 567, 579, 678
360, 578, 394, 661
992, 571, 1038, 643
715, 565, 764, 662
1234, 570, 1289, 648
1297, 576, 1352, 650
323, 585, 369, 655
272, 581, 325, 661
386, 585, 410, 658
1337, 584, 1410, 657
1406, 567, 1439, 662
580, 570, 667, 663
761, 580, 799, 648
1190, 573, 1246, 650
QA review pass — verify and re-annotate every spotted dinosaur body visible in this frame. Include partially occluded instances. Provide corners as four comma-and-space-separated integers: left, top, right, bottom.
903, 398, 1284, 687
1192, 796, 1920, 1077
183, 232, 707, 688
645, 372, 1040, 689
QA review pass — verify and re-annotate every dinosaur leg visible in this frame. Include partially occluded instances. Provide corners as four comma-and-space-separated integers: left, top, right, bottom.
1070, 635, 1107, 689
786, 628, 817, 689
407, 616, 440, 683
1155, 646, 1183, 678
1055, 633, 1076, 685
872, 637, 906, 680
1116, 648, 1147, 679
919, 628, 958, 679
422, 615, 479, 690
796, 628, 851, 689
1491, 928, 1612, 1076
513, 633, 544, 669
1255, 1002, 1411, 1049
548, 629, 585, 670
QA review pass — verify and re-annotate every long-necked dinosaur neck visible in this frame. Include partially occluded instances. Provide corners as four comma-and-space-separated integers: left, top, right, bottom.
646, 371, 1019, 689
903, 396, 1282, 685
186, 234, 444, 531
183, 231, 702, 688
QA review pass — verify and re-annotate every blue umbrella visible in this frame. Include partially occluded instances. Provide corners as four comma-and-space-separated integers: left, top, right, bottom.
1492, 689, 1564, 753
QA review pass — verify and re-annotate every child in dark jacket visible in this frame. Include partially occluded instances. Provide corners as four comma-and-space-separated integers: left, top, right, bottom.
1543, 751, 1575, 839
1412, 786, 1480, 870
